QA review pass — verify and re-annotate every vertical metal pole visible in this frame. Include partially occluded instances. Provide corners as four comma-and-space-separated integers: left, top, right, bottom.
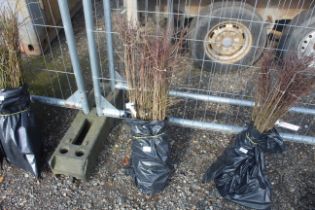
57, 0, 89, 114
82, 0, 103, 115
103, 0, 116, 91
167, 0, 174, 33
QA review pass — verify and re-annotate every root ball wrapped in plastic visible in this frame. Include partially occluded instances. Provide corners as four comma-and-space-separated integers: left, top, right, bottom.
117, 20, 186, 195
129, 120, 171, 195
203, 123, 283, 209
203, 53, 315, 209
0, 8, 41, 176
0, 86, 41, 176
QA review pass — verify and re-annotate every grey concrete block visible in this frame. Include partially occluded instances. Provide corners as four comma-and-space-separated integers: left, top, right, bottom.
49, 91, 122, 180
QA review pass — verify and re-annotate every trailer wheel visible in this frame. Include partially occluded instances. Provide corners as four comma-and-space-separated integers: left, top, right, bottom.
279, 9, 315, 60
190, 2, 267, 71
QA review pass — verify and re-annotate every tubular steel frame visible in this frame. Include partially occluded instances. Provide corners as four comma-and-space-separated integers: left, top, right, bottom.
78, 0, 315, 145
16, 0, 91, 114
25, 0, 315, 145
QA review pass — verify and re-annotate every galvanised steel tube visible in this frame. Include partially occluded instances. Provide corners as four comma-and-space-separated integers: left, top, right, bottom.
168, 117, 315, 145
57, 0, 89, 114
114, 80, 315, 116
31, 95, 80, 109
82, 0, 103, 115
99, 106, 315, 145
31, 95, 67, 107
169, 90, 315, 115
169, 90, 254, 107
103, 0, 116, 91
168, 117, 244, 133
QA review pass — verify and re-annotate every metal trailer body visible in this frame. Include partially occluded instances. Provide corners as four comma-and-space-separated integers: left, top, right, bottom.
137, 0, 312, 24
134, 0, 315, 70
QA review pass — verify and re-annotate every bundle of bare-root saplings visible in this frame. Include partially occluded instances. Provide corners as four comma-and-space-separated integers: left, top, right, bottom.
203, 53, 315, 209
118, 22, 185, 195
0, 9, 40, 176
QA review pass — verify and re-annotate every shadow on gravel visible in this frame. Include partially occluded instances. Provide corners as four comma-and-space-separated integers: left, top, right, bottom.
167, 125, 193, 169
32, 103, 77, 174
298, 171, 315, 210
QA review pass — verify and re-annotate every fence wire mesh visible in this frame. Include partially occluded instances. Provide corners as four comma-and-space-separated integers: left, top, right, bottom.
23, 1, 76, 97
2, 0, 89, 112
88, 0, 315, 143
8, 0, 315, 141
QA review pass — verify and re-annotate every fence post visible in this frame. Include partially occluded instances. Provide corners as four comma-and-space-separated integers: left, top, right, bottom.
82, 0, 104, 116
103, 0, 116, 91
57, 0, 90, 114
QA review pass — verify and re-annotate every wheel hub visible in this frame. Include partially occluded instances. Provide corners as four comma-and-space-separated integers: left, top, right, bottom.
222, 37, 233, 47
204, 22, 252, 64
298, 31, 315, 59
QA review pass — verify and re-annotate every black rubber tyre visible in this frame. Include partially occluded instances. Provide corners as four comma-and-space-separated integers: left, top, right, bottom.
190, 1, 267, 71
278, 9, 315, 59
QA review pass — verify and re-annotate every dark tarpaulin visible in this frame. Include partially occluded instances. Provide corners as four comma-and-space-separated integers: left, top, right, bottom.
128, 120, 172, 195
0, 85, 41, 176
203, 123, 284, 210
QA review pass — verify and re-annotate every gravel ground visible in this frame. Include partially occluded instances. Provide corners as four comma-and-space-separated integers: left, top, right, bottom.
1, 1, 315, 209
1, 113, 315, 210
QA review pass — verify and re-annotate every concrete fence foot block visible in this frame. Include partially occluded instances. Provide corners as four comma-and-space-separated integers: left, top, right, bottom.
49, 91, 122, 180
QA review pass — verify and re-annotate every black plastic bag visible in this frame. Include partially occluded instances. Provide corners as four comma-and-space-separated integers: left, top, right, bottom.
0, 85, 40, 176
0, 143, 4, 168
128, 119, 172, 195
203, 123, 284, 210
